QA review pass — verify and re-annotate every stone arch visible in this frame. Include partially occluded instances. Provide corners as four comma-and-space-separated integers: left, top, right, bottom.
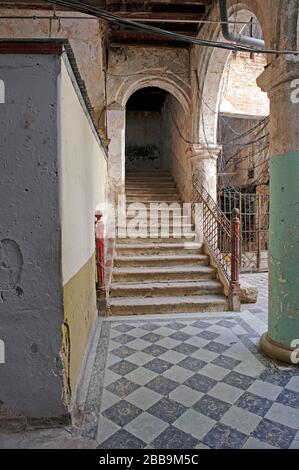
195, 1, 269, 145
107, 75, 192, 195
116, 75, 191, 115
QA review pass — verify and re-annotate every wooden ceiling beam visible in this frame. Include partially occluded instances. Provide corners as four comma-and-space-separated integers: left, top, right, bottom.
108, 0, 210, 4
110, 29, 194, 45
114, 12, 204, 22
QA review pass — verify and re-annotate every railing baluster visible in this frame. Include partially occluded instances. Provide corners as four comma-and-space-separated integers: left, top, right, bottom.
231, 208, 240, 284
192, 175, 241, 312
95, 210, 107, 306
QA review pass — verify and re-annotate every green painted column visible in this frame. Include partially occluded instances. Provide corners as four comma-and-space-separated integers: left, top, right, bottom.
257, 57, 299, 363
269, 153, 299, 344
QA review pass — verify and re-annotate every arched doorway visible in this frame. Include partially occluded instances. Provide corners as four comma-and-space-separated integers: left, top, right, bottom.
124, 85, 191, 199
125, 87, 168, 172
107, 82, 191, 198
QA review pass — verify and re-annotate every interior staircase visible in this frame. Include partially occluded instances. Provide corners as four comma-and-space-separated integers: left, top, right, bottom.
109, 169, 229, 315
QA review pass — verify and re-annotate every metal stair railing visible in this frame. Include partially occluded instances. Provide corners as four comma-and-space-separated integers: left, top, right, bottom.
192, 173, 241, 311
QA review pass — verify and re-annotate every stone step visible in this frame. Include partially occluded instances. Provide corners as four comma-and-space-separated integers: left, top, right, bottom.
114, 254, 209, 268
123, 213, 190, 220
125, 184, 177, 189
125, 201, 184, 205
126, 177, 174, 183
126, 172, 172, 176
112, 265, 216, 282
109, 294, 228, 315
116, 235, 197, 244
110, 280, 224, 297
126, 197, 182, 203
116, 242, 203, 255
125, 192, 179, 198
126, 169, 170, 174
125, 187, 177, 192
126, 186, 177, 190
116, 224, 195, 232
118, 218, 194, 224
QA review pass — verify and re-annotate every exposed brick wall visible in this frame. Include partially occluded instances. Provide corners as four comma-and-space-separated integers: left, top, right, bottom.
220, 52, 269, 117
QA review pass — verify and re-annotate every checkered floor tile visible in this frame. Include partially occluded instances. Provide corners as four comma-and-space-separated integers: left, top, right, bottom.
82, 274, 299, 449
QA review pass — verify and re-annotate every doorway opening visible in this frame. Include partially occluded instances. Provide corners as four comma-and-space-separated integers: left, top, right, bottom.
125, 87, 169, 172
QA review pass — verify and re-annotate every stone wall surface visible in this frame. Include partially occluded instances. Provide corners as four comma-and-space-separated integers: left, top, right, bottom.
59, 57, 108, 401
0, 53, 67, 419
220, 52, 269, 117
0, 8, 107, 130
162, 95, 192, 201
107, 46, 191, 109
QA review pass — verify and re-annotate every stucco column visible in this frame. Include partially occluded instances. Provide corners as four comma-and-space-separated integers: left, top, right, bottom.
257, 56, 299, 364
107, 104, 126, 197
190, 144, 222, 201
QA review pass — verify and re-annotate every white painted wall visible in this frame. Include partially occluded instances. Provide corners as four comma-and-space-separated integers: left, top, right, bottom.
59, 58, 108, 285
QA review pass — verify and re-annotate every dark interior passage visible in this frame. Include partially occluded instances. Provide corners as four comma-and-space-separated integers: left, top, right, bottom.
125, 87, 169, 171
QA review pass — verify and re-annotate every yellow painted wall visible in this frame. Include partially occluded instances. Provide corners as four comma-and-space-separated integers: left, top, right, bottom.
59, 57, 108, 401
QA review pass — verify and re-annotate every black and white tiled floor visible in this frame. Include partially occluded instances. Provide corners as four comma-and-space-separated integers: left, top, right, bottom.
82, 274, 299, 450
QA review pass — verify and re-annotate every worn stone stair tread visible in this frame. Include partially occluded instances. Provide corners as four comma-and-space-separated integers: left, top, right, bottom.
125, 186, 177, 190
126, 202, 186, 206
116, 225, 194, 230
116, 236, 197, 243
115, 243, 203, 255
116, 242, 203, 250
111, 279, 222, 288
126, 176, 174, 180
117, 224, 195, 228
110, 294, 226, 305
114, 254, 209, 264
126, 199, 182, 203
110, 280, 224, 297
109, 294, 228, 314
113, 265, 215, 274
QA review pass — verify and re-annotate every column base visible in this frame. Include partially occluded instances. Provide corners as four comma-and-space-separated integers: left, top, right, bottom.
260, 333, 299, 365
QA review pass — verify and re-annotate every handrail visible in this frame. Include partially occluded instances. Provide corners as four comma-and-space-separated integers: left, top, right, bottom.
192, 174, 241, 311
95, 210, 107, 312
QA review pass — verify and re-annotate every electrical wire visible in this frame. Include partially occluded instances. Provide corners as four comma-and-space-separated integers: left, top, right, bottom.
0, 15, 263, 26
40, 0, 272, 190
44, 0, 299, 56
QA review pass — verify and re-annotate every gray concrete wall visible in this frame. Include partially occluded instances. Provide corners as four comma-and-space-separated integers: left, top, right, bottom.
0, 53, 67, 419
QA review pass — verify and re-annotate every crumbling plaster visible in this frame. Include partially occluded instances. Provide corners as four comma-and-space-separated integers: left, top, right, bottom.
107, 46, 191, 112
191, 3, 271, 147
0, 8, 108, 129
106, 46, 192, 196
0, 52, 67, 419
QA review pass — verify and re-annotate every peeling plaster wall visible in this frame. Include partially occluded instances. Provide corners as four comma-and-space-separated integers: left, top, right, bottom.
0, 8, 107, 129
0, 53, 67, 419
219, 52, 269, 117
190, 0, 274, 145
107, 47, 191, 108
162, 95, 192, 201
218, 115, 269, 188
59, 57, 108, 398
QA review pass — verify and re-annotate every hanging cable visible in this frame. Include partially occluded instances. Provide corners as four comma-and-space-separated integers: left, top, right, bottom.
44, 0, 299, 55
